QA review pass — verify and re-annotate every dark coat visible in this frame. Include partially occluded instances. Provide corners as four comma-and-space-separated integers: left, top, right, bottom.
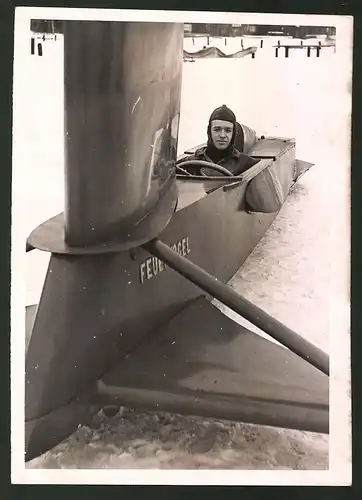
177, 146, 259, 176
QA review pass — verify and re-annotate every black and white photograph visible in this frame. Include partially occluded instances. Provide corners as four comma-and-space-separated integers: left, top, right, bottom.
11, 8, 351, 484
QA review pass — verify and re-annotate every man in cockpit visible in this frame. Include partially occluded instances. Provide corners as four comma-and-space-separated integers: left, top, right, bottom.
177, 104, 259, 176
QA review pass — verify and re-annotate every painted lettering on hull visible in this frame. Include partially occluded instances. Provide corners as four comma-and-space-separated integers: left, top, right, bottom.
140, 236, 190, 284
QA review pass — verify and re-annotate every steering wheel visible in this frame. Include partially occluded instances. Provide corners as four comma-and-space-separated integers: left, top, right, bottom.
176, 159, 234, 177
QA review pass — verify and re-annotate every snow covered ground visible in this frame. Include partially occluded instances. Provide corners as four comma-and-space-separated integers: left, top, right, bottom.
17, 32, 350, 471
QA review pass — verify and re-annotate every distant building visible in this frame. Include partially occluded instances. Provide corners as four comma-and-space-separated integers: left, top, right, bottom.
31, 19, 63, 33
184, 23, 336, 39
231, 24, 248, 36
30, 20, 336, 40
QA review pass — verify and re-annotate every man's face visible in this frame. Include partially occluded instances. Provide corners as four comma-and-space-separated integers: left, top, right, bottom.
210, 120, 234, 150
